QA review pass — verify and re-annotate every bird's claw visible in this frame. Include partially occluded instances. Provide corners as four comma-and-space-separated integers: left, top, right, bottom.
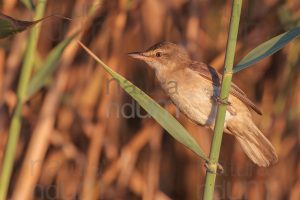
205, 161, 224, 174
214, 97, 231, 106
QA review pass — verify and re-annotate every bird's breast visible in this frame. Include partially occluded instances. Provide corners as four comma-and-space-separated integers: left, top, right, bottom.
159, 69, 220, 126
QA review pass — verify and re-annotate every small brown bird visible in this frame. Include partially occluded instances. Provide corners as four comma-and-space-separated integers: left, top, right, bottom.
129, 42, 278, 167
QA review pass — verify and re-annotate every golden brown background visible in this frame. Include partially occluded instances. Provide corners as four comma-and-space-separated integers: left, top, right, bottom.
0, 0, 300, 199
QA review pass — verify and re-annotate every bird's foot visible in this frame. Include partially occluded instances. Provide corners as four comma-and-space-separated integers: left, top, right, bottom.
205, 161, 224, 174
213, 96, 231, 106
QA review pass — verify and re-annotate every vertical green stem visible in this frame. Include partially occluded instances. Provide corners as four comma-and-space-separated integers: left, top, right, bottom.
203, 0, 242, 199
0, 1, 47, 199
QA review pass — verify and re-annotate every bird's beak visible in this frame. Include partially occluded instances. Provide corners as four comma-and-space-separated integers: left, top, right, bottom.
128, 52, 145, 59
128, 52, 151, 61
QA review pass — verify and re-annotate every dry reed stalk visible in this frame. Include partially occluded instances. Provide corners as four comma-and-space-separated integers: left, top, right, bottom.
186, 0, 200, 55
143, 131, 162, 200
38, 150, 66, 186
290, 181, 300, 200
81, 124, 105, 200
90, 4, 128, 163
2, 33, 26, 108
0, 49, 4, 102
96, 81, 119, 162
81, 45, 131, 199
116, 148, 138, 196
130, 170, 172, 200
77, 66, 103, 121
12, 70, 68, 199
94, 123, 162, 198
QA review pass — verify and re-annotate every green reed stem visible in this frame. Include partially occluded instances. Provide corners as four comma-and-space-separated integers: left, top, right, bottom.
0, 1, 47, 199
203, 0, 242, 199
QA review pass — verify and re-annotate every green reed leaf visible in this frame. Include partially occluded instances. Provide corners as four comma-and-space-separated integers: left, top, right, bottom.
26, 34, 77, 99
234, 27, 300, 73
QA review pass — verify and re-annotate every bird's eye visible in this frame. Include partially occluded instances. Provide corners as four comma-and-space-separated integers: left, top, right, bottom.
155, 52, 162, 57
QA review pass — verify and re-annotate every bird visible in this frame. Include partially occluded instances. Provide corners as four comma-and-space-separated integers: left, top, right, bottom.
128, 42, 278, 167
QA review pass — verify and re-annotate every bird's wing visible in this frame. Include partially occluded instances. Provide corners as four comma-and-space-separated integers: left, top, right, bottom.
189, 62, 262, 115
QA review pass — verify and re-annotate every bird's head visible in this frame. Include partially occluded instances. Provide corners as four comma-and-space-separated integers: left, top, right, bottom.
128, 42, 191, 72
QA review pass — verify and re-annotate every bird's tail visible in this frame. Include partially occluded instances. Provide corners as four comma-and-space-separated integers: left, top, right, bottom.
227, 118, 278, 167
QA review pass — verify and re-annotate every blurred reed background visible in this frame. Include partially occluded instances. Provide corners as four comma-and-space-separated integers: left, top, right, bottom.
0, 0, 300, 199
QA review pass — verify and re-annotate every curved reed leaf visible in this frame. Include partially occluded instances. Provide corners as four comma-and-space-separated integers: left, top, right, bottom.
78, 41, 209, 161
234, 27, 300, 73
0, 13, 46, 38
0, 13, 71, 39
